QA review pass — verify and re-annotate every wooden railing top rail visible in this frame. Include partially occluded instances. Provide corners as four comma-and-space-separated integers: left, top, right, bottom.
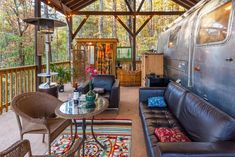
0, 61, 70, 73
0, 65, 36, 73
0, 60, 70, 114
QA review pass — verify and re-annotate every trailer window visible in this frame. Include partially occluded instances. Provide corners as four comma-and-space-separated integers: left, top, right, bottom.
168, 26, 181, 48
197, 2, 232, 45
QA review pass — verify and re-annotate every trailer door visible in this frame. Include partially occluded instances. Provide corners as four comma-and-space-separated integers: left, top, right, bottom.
193, 0, 235, 116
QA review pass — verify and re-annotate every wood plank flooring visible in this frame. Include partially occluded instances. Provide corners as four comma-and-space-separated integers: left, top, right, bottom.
0, 84, 147, 157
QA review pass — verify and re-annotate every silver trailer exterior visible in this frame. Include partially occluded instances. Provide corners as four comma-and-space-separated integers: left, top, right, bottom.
157, 0, 235, 117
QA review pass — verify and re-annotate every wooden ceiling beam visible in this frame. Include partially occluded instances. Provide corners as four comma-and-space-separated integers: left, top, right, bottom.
124, 0, 133, 12
41, 0, 72, 14
171, 0, 192, 9
115, 16, 134, 37
70, 0, 87, 9
73, 11, 185, 16
136, 15, 153, 35
182, 0, 196, 6
137, 0, 145, 12
188, 0, 198, 4
72, 15, 89, 40
72, 0, 96, 11
64, 0, 77, 6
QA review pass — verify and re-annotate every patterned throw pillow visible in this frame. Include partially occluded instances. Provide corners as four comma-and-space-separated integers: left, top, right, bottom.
93, 87, 105, 94
148, 96, 166, 108
155, 128, 191, 142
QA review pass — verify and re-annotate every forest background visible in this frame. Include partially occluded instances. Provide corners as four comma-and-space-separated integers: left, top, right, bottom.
0, 0, 184, 68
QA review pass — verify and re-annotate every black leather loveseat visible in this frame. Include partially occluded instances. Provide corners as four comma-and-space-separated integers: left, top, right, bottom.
139, 82, 235, 157
79, 75, 120, 110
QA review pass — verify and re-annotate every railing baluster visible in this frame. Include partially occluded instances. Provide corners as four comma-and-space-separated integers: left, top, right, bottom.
15, 71, 18, 96
29, 70, 31, 92
20, 70, 22, 94
0, 73, 2, 114
0, 61, 69, 114
24, 69, 27, 93
10, 71, 13, 103
32, 69, 35, 91
27, 69, 29, 92
5, 73, 8, 112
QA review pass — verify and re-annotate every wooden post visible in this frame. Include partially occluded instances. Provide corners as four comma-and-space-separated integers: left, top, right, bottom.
132, 16, 136, 71
34, 0, 41, 91
67, 16, 73, 61
132, 0, 136, 71
67, 16, 73, 84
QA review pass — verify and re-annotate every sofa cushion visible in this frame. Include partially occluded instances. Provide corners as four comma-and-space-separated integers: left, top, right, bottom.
92, 75, 115, 91
155, 128, 191, 142
140, 102, 183, 132
148, 96, 167, 108
179, 92, 235, 142
164, 82, 187, 118
93, 87, 105, 94
99, 92, 110, 100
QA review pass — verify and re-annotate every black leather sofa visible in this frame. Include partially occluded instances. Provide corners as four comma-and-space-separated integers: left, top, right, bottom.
139, 82, 235, 157
79, 75, 120, 109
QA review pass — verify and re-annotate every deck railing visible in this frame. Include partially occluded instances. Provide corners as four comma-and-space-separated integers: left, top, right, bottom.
0, 61, 70, 114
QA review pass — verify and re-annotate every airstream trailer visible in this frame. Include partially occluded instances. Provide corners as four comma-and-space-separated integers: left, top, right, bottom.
157, 0, 235, 117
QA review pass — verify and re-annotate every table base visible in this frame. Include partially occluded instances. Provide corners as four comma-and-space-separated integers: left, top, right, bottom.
69, 116, 107, 157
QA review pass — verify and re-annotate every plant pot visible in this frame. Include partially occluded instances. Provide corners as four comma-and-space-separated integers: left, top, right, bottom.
58, 84, 64, 92
85, 102, 96, 108
85, 90, 96, 104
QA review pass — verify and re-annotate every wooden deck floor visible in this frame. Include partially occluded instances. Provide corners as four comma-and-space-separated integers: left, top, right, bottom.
0, 84, 147, 157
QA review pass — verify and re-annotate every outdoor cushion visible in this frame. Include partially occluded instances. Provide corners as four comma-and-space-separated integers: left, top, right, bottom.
93, 87, 105, 94
155, 127, 191, 142
148, 96, 166, 108
92, 75, 115, 91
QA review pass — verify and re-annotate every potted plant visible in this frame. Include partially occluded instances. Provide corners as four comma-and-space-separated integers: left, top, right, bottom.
85, 65, 97, 104
51, 64, 71, 92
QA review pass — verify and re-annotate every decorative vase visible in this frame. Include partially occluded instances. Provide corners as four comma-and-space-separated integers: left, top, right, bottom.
85, 90, 96, 104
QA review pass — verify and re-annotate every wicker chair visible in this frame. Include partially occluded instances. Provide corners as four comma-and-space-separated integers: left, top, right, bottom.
0, 139, 81, 157
11, 92, 73, 154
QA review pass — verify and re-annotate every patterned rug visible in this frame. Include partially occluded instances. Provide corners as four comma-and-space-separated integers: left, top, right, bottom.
50, 119, 132, 157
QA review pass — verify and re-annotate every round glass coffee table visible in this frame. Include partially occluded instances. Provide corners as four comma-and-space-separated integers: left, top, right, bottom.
55, 97, 109, 157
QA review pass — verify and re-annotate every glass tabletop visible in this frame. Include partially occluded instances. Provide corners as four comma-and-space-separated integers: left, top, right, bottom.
55, 97, 109, 119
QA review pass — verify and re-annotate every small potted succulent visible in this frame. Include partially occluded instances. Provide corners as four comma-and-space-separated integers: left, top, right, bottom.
85, 65, 97, 104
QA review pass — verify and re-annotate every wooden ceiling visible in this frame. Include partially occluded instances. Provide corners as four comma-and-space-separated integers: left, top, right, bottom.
41, 0, 201, 15
171, 0, 201, 9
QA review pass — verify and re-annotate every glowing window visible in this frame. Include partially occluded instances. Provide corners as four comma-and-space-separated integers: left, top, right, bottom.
197, 2, 232, 44
168, 26, 181, 48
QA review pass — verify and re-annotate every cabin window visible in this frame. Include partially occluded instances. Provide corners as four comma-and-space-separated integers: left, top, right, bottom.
168, 26, 181, 48
197, 2, 232, 45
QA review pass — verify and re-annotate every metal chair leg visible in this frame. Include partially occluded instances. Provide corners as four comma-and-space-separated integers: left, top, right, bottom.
70, 124, 73, 137
42, 134, 45, 143
48, 135, 51, 155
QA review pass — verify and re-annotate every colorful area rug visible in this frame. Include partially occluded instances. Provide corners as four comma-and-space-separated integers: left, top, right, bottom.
50, 119, 132, 157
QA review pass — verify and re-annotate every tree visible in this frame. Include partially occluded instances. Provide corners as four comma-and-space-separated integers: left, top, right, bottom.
1, 0, 34, 66
99, 0, 104, 38
112, 0, 117, 38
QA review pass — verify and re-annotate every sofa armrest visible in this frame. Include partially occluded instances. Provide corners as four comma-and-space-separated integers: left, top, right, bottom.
110, 79, 120, 109
156, 142, 235, 157
78, 80, 90, 94
139, 87, 166, 103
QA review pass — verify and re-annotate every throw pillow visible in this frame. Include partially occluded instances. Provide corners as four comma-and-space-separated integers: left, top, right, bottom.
93, 87, 105, 94
155, 128, 191, 142
148, 96, 166, 108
